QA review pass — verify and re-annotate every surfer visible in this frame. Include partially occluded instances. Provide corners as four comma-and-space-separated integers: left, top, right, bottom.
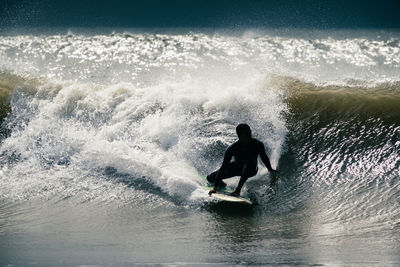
207, 123, 277, 197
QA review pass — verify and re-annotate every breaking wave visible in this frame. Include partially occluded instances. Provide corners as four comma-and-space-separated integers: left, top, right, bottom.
0, 32, 399, 228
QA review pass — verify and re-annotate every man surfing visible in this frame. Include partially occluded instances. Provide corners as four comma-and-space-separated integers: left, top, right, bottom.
207, 123, 277, 197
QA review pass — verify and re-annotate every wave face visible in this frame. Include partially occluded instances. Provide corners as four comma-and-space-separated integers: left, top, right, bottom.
283, 80, 400, 232
0, 32, 399, 217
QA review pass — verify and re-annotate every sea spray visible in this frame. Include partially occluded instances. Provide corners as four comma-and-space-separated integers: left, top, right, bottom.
0, 30, 399, 265
0, 72, 287, 203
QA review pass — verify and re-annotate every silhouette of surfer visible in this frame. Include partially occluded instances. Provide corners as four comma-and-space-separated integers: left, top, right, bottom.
207, 123, 277, 196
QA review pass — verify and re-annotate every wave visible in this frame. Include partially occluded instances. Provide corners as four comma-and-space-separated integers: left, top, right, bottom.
0, 70, 286, 204
0, 73, 23, 121
285, 77, 400, 121
0, 72, 42, 140
270, 78, 400, 225
1, 70, 399, 204
278, 76, 400, 182
0, 32, 399, 226
1, 32, 399, 85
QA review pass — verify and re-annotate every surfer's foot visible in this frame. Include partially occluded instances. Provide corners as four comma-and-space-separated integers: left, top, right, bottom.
230, 189, 240, 197
230, 191, 240, 197
208, 189, 217, 195
217, 181, 227, 189
208, 181, 227, 189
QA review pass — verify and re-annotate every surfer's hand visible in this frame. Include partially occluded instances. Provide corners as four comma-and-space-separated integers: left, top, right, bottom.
208, 189, 217, 195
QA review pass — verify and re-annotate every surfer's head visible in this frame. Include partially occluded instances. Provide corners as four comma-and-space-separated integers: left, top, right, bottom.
236, 123, 251, 143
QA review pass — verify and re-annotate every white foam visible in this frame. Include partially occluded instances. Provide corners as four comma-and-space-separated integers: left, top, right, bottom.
0, 68, 287, 203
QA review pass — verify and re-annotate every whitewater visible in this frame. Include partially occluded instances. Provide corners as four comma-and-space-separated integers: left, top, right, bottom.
0, 30, 399, 265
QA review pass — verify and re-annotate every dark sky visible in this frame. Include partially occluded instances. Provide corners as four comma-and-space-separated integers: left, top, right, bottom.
1, 0, 400, 29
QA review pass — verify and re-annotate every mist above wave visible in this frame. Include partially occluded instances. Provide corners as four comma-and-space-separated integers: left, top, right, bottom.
0, 32, 399, 85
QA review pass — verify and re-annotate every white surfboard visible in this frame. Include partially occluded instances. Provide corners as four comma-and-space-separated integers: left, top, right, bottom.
203, 186, 252, 205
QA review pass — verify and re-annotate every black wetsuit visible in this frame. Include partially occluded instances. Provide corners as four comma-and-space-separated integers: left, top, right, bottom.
207, 138, 274, 189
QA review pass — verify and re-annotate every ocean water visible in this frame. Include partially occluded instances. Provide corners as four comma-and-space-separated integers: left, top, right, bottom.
0, 29, 399, 266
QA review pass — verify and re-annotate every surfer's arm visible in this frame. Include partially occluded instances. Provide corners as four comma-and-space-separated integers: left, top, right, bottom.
259, 143, 276, 172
